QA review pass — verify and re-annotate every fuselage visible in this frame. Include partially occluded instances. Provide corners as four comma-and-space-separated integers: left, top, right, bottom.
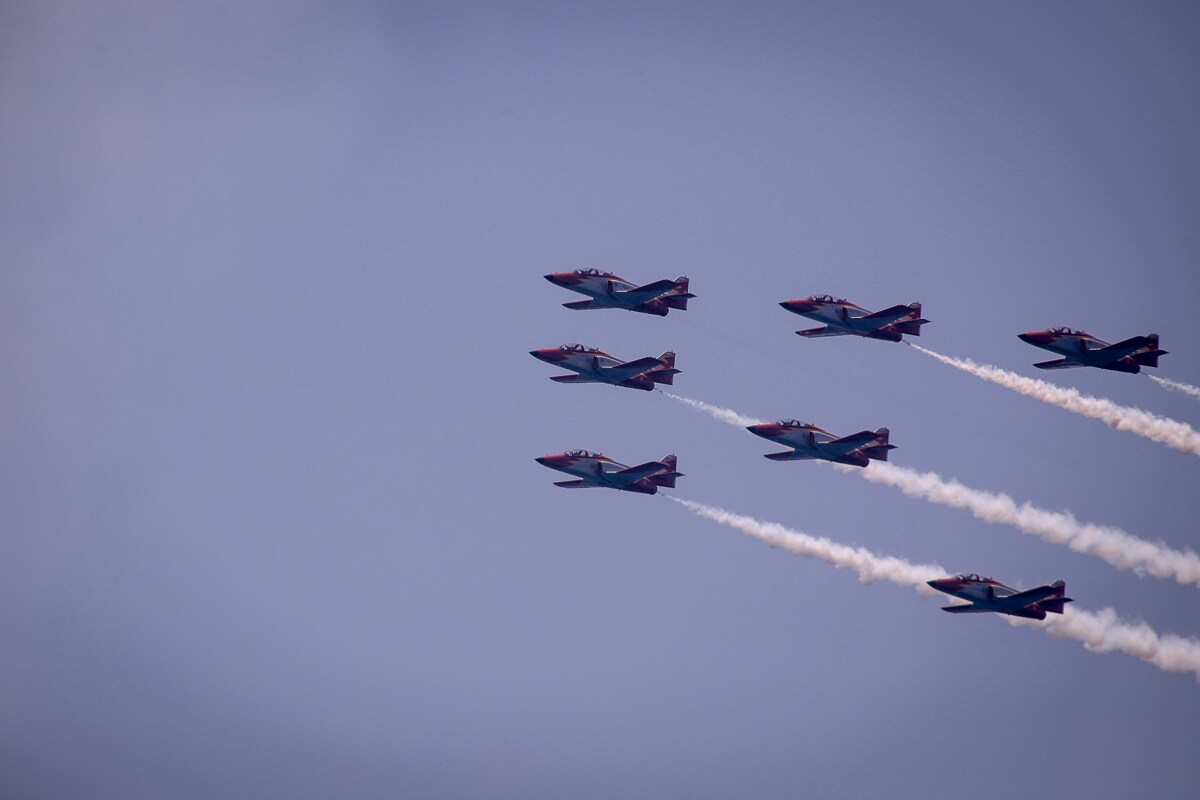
780, 298, 876, 333
746, 421, 838, 459
544, 269, 652, 310
1018, 329, 1135, 372
529, 345, 625, 383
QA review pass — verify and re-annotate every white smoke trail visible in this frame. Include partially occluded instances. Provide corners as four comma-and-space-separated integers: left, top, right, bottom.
671, 497, 1200, 681
835, 461, 1200, 588
667, 496, 945, 596
908, 344, 1200, 457
658, 391, 762, 427
1014, 609, 1200, 681
1147, 374, 1200, 403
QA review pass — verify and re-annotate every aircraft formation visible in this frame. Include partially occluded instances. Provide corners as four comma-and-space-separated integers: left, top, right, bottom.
534, 273, 1174, 622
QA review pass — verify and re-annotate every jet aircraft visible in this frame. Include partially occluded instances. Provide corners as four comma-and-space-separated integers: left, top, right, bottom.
927, 573, 1073, 620
779, 295, 928, 342
1017, 327, 1166, 373
544, 268, 694, 316
535, 450, 682, 494
529, 344, 679, 391
746, 420, 894, 467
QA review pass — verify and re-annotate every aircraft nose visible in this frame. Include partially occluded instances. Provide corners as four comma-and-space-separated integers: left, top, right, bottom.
780, 299, 814, 313
529, 349, 547, 360
544, 273, 565, 286
1019, 332, 1050, 344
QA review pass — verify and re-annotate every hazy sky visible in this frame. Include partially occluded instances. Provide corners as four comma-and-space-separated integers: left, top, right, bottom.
3, 2, 1200, 798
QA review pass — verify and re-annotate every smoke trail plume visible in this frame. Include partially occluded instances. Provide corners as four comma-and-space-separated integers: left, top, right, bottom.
1014, 609, 1200, 681
908, 344, 1200, 457
659, 391, 762, 427
1147, 374, 1200, 403
671, 497, 1200, 680
667, 497, 944, 595
835, 462, 1200, 588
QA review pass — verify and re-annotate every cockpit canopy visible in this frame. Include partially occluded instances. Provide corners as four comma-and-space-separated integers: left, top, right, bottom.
1048, 326, 1084, 335
560, 343, 600, 353
775, 419, 814, 428
573, 267, 613, 277
564, 449, 601, 458
808, 294, 847, 303
953, 573, 989, 582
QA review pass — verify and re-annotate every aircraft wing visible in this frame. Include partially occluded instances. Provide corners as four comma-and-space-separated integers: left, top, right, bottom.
1001, 584, 1061, 608
796, 326, 851, 338
859, 303, 920, 328
941, 604, 990, 613
599, 356, 663, 382
616, 279, 679, 305
1093, 335, 1155, 363
822, 430, 883, 458
1033, 358, 1086, 370
607, 460, 668, 487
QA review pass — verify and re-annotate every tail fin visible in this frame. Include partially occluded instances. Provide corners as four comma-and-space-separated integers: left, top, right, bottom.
1133, 334, 1166, 367
1037, 580, 1072, 614
650, 455, 681, 487
647, 352, 680, 385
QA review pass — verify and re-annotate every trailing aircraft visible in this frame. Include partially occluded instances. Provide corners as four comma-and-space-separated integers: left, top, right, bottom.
746, 419, 894, 467
534, 450, 682, 494
1017, 327, 1166, 373
779, 295, 928, 342
544, 268, 694, 316
529, 344, 679, 391
927, 573, 1073, 620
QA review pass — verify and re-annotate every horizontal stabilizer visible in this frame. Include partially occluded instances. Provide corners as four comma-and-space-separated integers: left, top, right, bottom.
859, 444, 895, 461
941, 604, 988, 613
553, 480, 589, 488
648, 368, 680, 385
1134, 349, 1167, 368
796, 326, 847, 338
891, 318, 929, 336
1038, 597, 1073, 614
562, 300, 596, 310
649, 471, 683, 488
661, 293, 693, 310
1033, 358, 1084, 370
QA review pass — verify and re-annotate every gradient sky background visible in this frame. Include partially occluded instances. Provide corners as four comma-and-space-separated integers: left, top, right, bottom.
4, 2, 1200, 798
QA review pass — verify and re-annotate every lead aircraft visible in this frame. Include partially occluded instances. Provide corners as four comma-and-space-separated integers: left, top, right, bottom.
779, 295, 928, 342
529, 344, 679, 391
535, 450, 682, 494
1017, 327, 1166, 373
544, 268, 694, 316
927, 573, 1072, 620
746, 420, 894, 468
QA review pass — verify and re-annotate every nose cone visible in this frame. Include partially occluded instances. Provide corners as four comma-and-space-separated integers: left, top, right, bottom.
529, 349, 550, 361
926, 578, 945, 590
544, 273, 569, 287
1019, 331, 1052, 345
780, 299, 815, 314
534, 456, 547, 465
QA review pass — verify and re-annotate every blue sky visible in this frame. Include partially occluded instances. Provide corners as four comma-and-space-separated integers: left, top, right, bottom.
3, 2, 1200, 797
